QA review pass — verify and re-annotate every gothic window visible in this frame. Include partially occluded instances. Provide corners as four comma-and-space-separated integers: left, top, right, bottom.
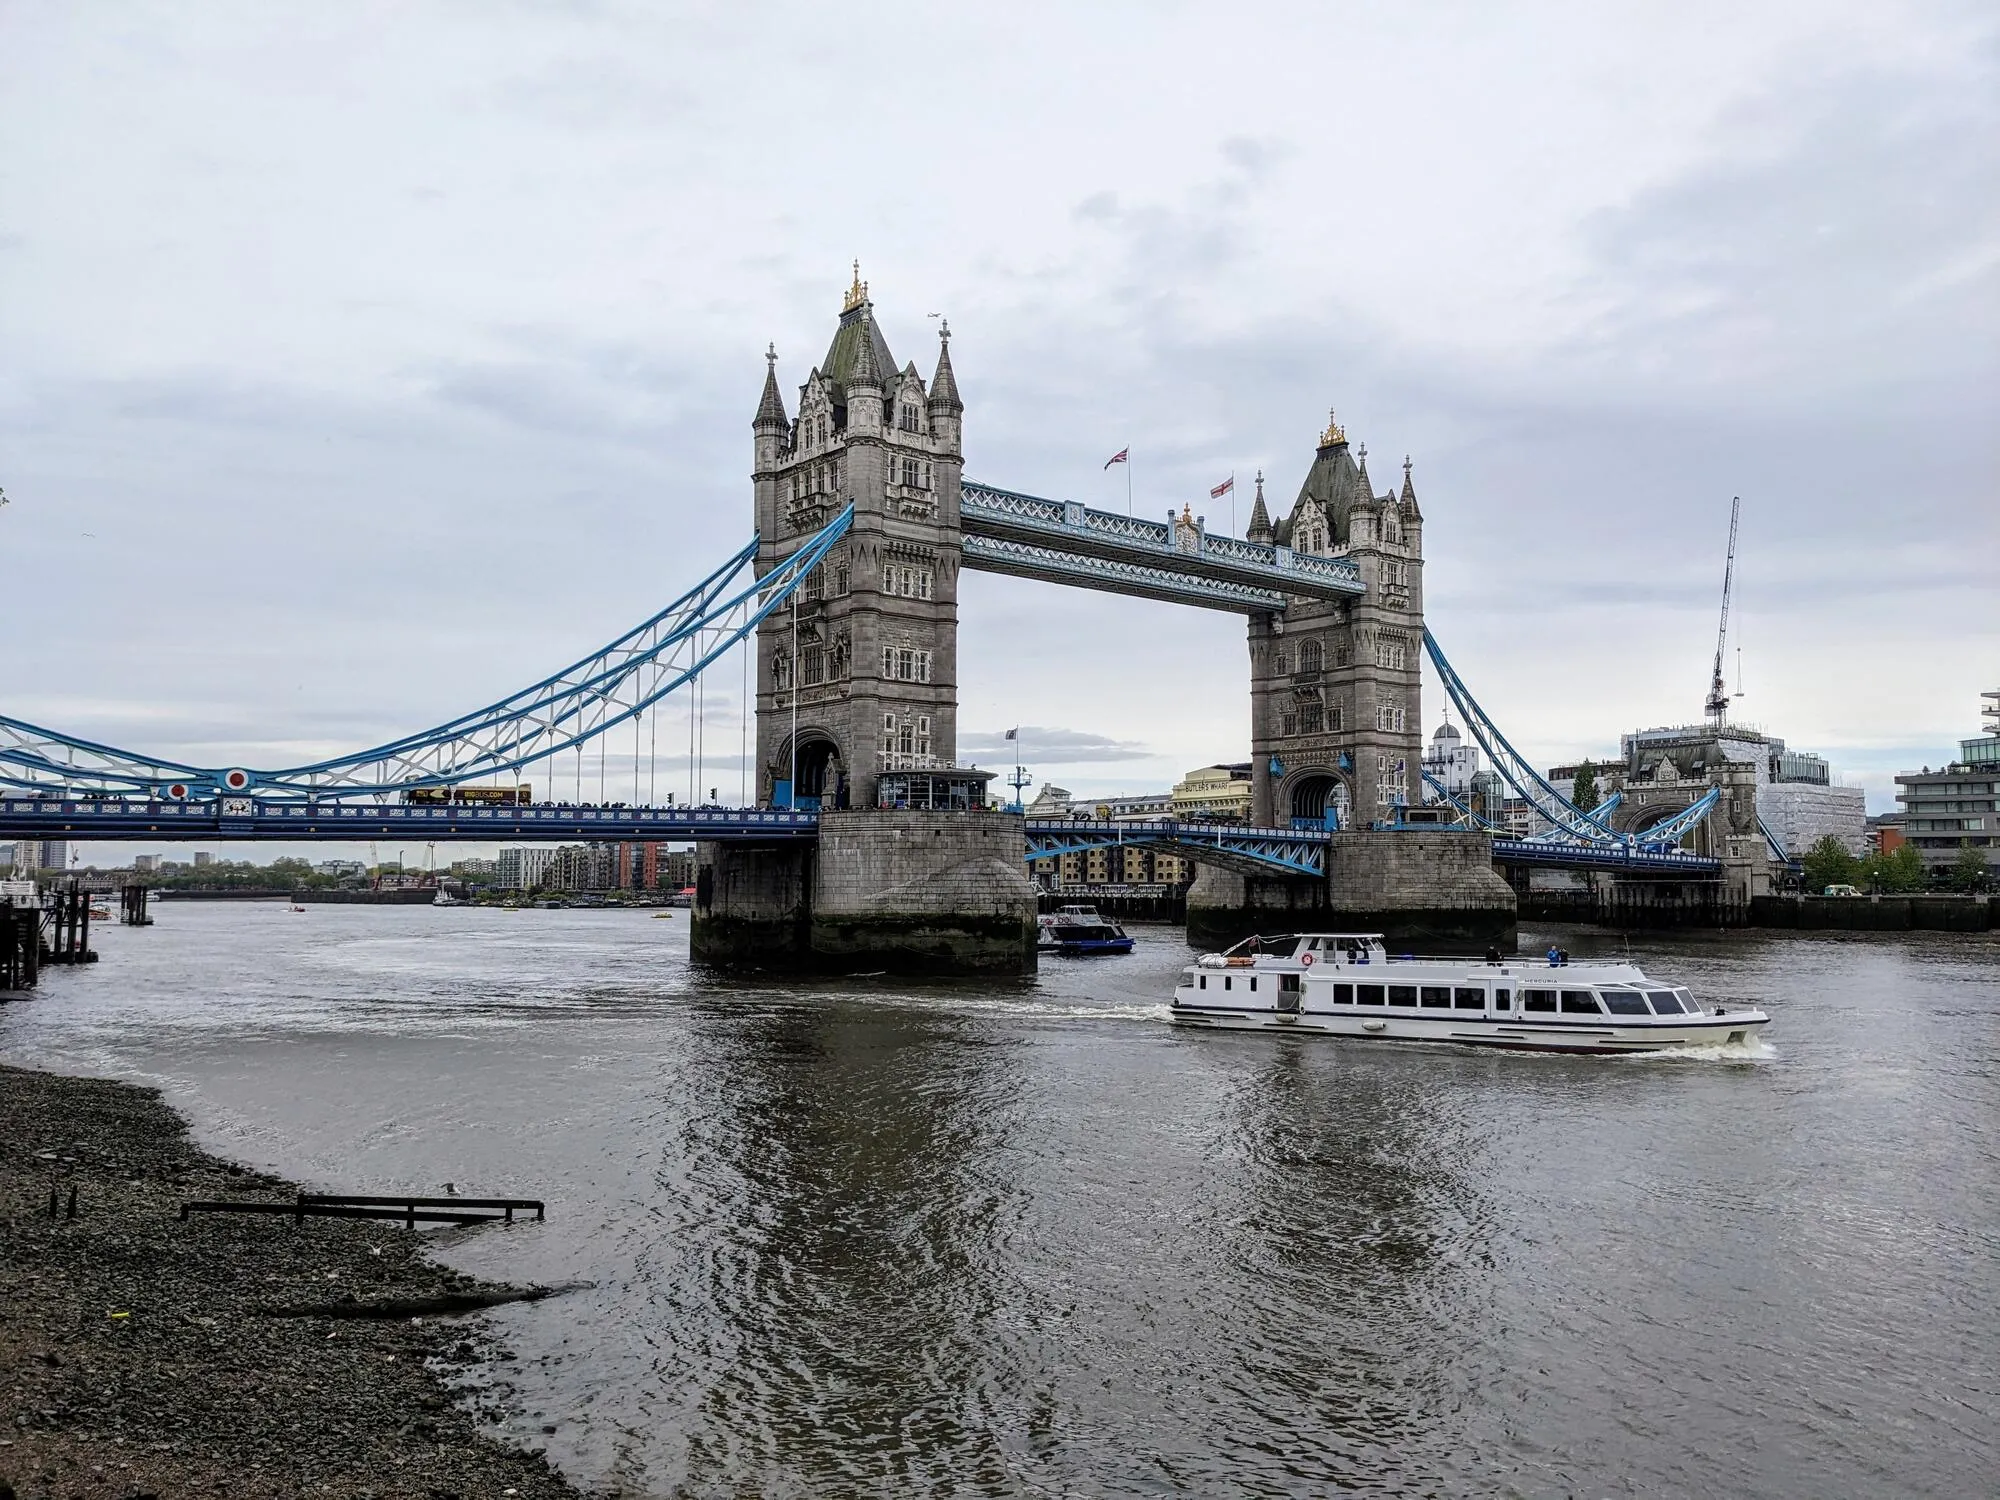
1274, 649, 1290, 675
803, 644, 827, 686
1299, 639, 1323, 675
1384, 515, 1402, 544
1376, 705, 1407, 733
1377, 753, 1406, 808
831, 632, 850, 679
1374, 638, 1407, 671
1281, 709, 1298, 736
834, 563, 851, 595
1329, 705, 1344, 732
879, 646, 933, 683
1301, 698, 1324, 735
772, 652, 793, 690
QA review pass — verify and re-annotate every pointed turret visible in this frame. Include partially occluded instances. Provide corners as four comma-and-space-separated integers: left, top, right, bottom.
1354, 442, 1374, 503
753, 343, 788, 431
1400, 454, 1422, 519
1246, 469, 1272, 543
927, 319, 963, 413
927, 319, 963, 454
847, 316, 881, 390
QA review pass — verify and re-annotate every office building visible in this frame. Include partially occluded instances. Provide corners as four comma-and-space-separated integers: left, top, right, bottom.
1895, 690, 1999, 874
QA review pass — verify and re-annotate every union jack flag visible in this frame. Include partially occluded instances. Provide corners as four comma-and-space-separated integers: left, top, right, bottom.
1103, 449, 1129, 469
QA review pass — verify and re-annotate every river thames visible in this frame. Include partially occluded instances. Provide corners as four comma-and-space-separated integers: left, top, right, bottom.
4, 904, 1995, 1497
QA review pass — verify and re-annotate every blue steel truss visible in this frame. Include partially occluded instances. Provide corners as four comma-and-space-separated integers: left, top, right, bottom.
1025, 818, 1329, 878
1423, 630, 1721, 858
0, 507, 854, 803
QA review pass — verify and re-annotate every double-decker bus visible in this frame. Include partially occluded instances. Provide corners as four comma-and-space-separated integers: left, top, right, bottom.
402, 785, 532, 807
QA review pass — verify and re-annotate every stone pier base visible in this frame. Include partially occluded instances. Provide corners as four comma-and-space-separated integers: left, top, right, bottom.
1187, 830, 1517, 954
691, 810, 1039, 975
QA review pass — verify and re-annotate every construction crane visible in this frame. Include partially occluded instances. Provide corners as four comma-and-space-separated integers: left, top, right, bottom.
1704, 496, 1742, 729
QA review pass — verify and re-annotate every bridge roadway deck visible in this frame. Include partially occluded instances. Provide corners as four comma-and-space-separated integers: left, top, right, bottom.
0, 797, 820, 843
0, 798, 1723, 876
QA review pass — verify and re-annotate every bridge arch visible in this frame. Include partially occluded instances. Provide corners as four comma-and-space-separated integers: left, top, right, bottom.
775, 731, 848, 810
1283, 767, 1351, 830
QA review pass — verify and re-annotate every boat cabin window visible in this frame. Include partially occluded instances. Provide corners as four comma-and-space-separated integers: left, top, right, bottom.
1673, 988, 1698, 1010
1560, 990, 1602, 1015
1223, 976, 1232, 991
1420, 985, 1452, 1009
1356, 984, 1385, 1006
1331, 982, 1353, 1004
1646, 990, 1684, 1015
1493, 989, 1512, 1011
1522, 988, 1556, 1012
1248, 977, 1258, 992
1599, 989, 1651, 1016
1388, 985, 1418, 1006
1453, 987, 1485, 1010
1280, 974, 1302, 994
1198, 975, 1207, 990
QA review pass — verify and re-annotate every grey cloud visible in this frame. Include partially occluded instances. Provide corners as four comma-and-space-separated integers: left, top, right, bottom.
959, 727, 1155, 763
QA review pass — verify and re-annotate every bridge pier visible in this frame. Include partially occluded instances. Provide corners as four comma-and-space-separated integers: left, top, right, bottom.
692, 809, 1039, 976
1187, 829, 1516, 954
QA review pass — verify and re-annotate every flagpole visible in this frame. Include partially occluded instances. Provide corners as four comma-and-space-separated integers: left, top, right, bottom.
1230, 470, 1236, 537
1126, 449, 1132, 516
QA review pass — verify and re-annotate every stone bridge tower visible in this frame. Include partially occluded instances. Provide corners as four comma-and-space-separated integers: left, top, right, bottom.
1246, 413, 1426, 830
751, 266, 965, 811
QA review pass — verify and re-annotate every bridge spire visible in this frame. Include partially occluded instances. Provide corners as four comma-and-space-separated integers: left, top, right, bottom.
1246, 470, 1272, 543
927, 319, 963, 414
753, 342, 789, 431
1400, 454, 1422, 519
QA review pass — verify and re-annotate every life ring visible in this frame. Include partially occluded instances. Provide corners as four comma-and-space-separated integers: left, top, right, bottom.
1301, 952, 1315, 967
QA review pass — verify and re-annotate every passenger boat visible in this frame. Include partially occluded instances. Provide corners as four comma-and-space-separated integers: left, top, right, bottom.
1038, 904, 1135, 956
1169, 934, 1768, 1053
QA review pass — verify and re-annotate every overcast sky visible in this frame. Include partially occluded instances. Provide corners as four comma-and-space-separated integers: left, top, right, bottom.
2, 2, 1994, 861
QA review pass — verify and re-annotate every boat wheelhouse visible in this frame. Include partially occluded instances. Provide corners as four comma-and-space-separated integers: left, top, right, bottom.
1170, 934, 1768, 1054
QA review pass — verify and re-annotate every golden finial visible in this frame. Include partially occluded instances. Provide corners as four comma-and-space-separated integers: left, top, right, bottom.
843, 259, 869, 312
1180, 501, 1195, 525
1318, 407, 1347, 448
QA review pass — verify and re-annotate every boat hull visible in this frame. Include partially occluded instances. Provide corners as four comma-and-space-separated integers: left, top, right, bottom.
1167, 1003, 1766, 1053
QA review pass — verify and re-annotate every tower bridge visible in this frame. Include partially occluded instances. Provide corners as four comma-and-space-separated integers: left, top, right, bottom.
0, 269, 1775, 969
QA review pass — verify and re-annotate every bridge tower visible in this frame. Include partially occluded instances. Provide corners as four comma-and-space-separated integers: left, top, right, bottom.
1193, 412, 1515, 951
696, 270, 1038, 974
1246, 414, 1425, 829
751, 265, 965, 811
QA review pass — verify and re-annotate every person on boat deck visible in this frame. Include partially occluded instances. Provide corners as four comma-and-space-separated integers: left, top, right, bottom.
1485, 946, 1502, 965
1547, 945, 1562, 966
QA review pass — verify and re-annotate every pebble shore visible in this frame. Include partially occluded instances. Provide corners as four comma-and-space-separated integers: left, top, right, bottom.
0, 1064, 589, 1500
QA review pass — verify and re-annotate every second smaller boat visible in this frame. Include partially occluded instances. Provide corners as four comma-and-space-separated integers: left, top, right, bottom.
1038, 904, 1135, 956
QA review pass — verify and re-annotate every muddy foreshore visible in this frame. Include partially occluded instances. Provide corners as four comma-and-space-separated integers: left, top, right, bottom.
0, 1063, 588, 1500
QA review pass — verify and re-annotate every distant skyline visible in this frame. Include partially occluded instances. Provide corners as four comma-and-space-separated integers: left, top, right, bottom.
2, 3, 1994, 865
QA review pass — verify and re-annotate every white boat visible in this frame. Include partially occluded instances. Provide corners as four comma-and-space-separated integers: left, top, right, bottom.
1170, 933, 1769, 1054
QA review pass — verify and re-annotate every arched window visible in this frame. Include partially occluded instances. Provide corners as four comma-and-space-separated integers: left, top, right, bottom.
1299, 639, 1323, 675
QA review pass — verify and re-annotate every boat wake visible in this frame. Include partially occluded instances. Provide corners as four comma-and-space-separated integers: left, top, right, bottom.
1627, 1034, 1778, 1064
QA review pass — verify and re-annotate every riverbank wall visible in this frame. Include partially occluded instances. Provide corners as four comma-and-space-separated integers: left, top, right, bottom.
1519, 889, 1995, 932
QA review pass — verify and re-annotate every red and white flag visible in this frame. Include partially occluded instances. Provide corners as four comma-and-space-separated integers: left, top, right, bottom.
1103, 448, 1129, 469
1209, 475, 1234, 498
